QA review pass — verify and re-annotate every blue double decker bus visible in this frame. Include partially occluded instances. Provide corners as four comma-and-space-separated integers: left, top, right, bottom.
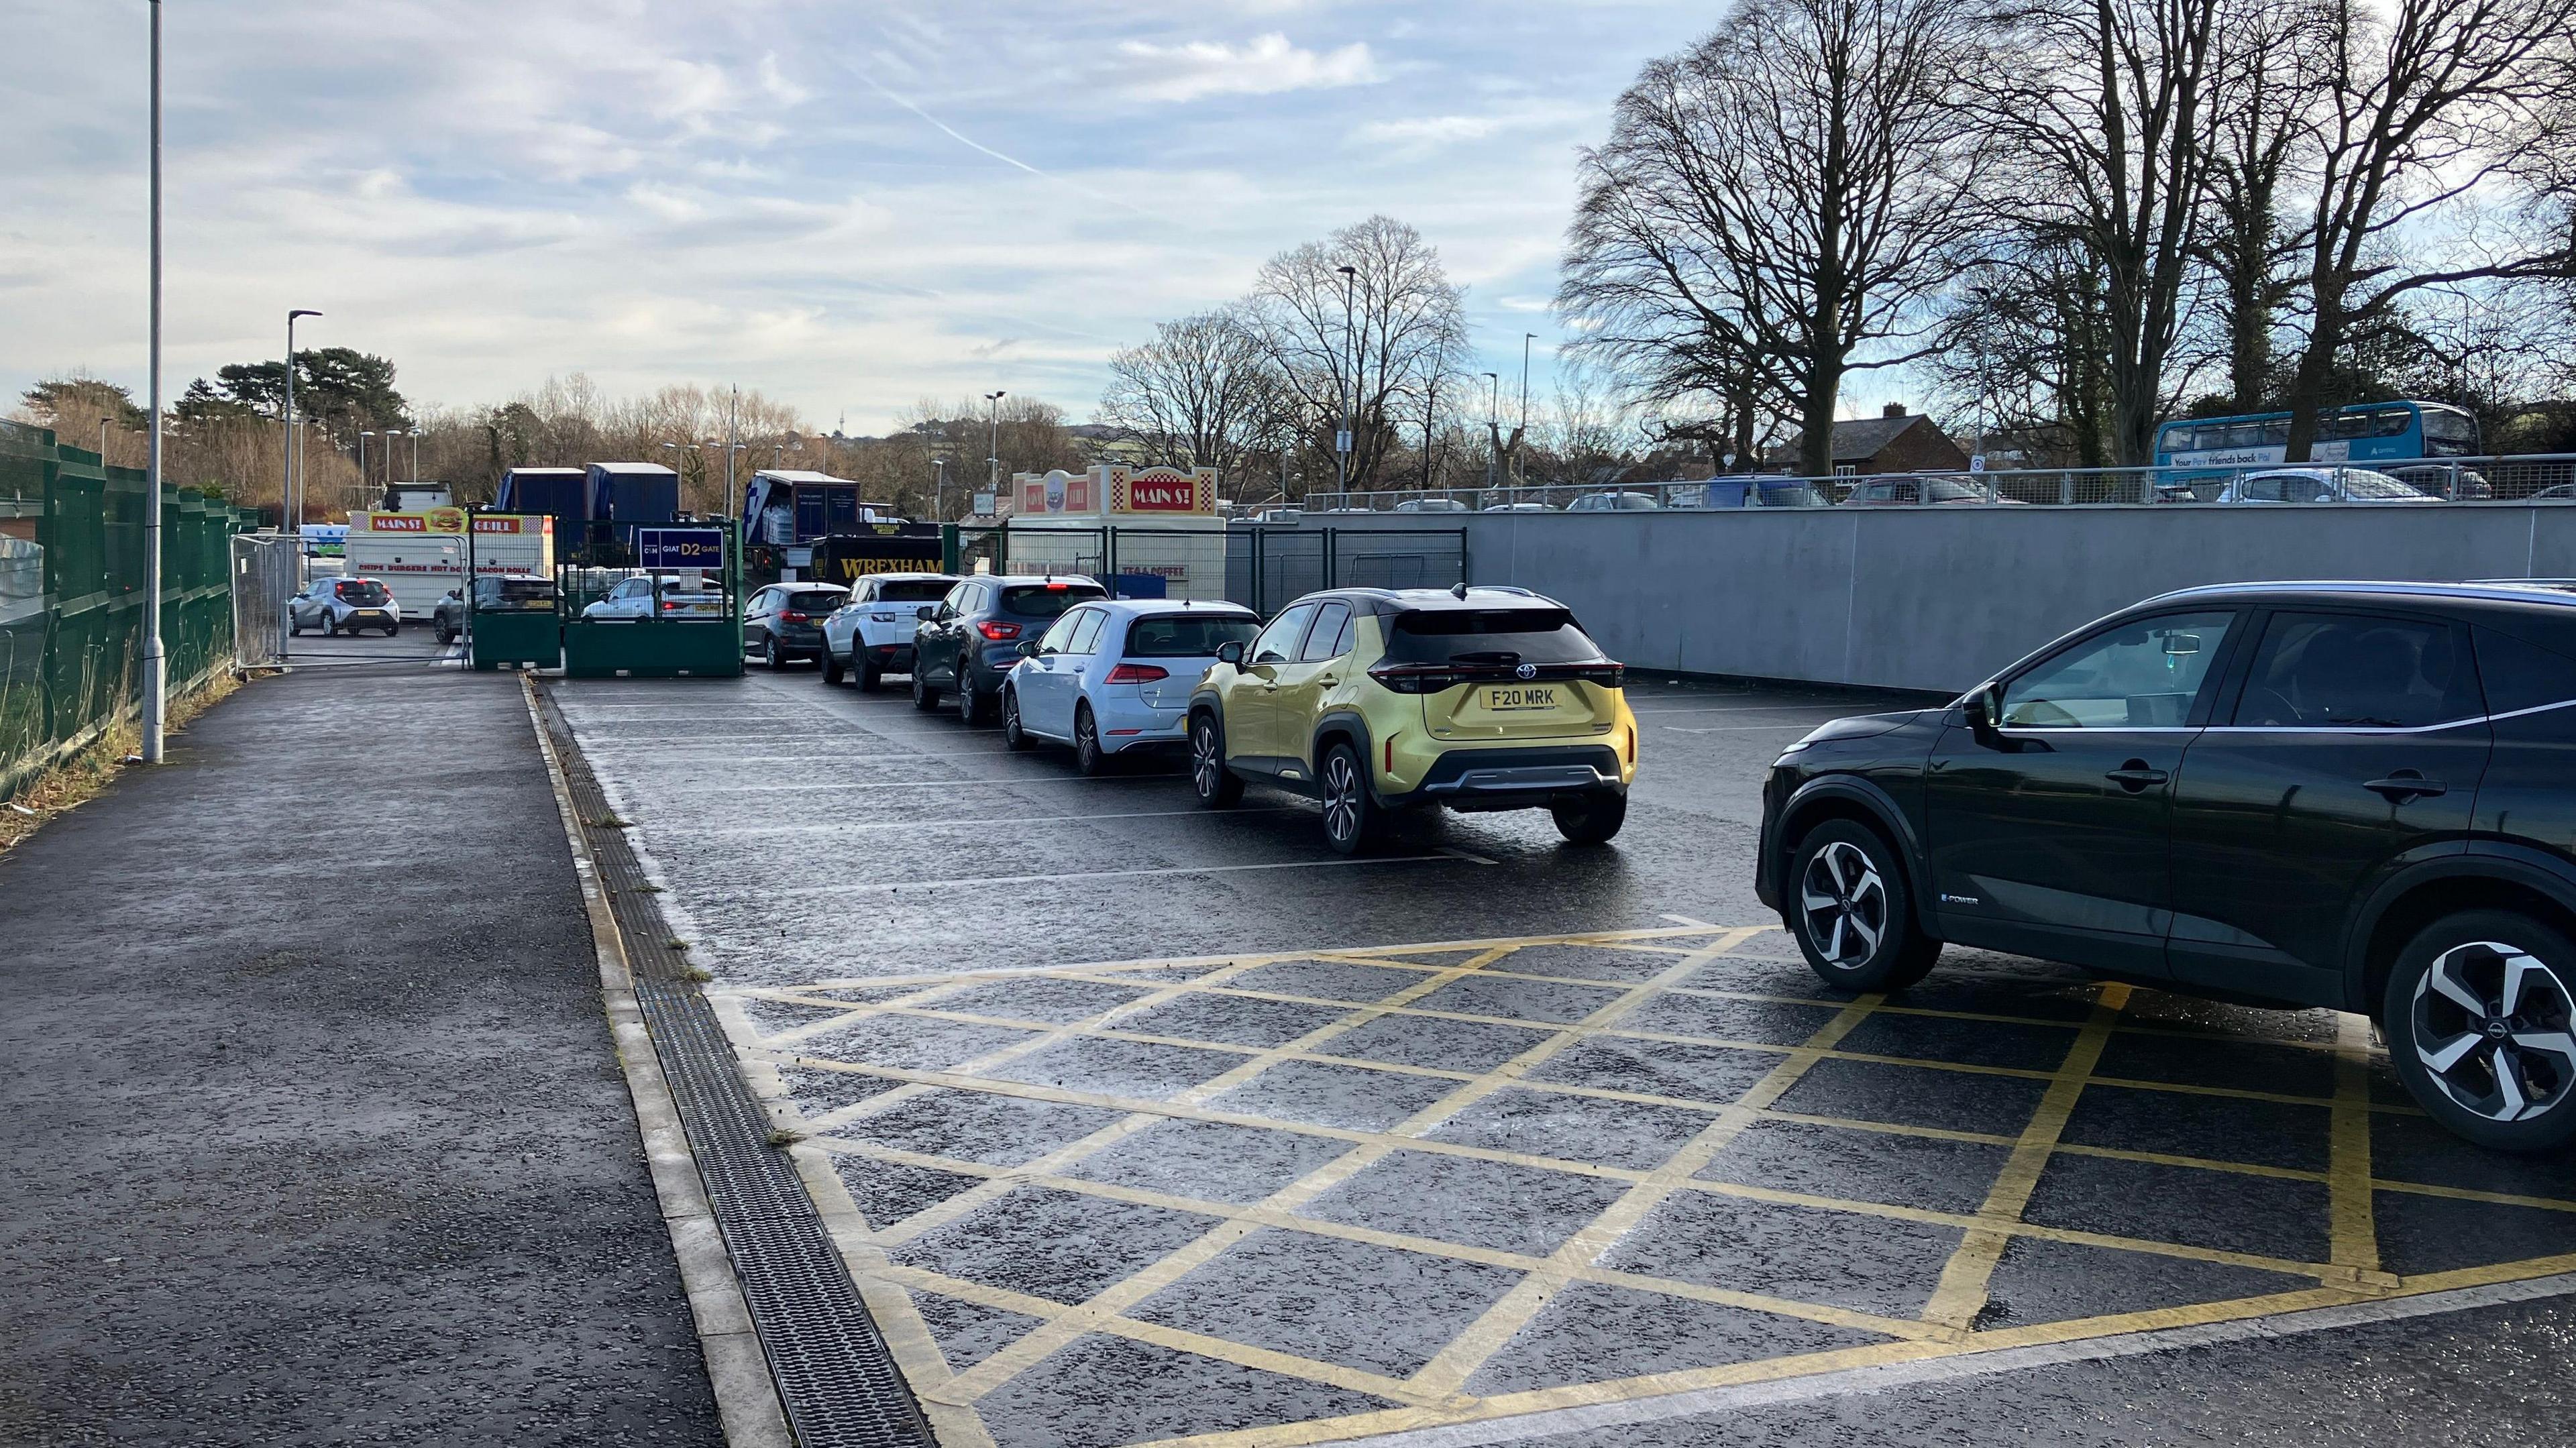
2154, 400, 2479, 483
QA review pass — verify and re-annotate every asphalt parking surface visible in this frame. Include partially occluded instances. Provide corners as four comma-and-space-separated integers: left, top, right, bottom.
548, 664, 2576, 1447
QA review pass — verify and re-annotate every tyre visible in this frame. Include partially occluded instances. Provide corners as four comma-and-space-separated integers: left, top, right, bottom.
1319, 742, 1382, 856
289, 615, 303, 638
958, 670, 992, 725
1191, 712, 1243, 808
762, 634, 784, 671
323, 616, 339, 637
434, 623, 453, 645
1002, 687, 1033, 750
1552, 791, 1627, 845
821, 649, 845, 686
1073, 704, 1108, 775
2385, 909, 2576, 1152
858, 663, 881, 693
384, 624, 399, 637
1786, 820, 1939, 993
912, 664, 941, 711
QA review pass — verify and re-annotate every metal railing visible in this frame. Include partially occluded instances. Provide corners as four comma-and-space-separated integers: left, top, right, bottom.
1303, 453, 2576, 513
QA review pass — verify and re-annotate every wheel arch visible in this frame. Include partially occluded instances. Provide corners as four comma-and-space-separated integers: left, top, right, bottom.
2348, 848, 2576, 1016
1775, 775, 1934, 934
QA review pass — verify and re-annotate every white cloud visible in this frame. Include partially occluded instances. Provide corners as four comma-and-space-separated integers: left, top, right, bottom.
1106, 32, 1381, 103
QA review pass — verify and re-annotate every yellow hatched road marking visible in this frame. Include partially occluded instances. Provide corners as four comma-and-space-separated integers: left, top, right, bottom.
1403, 964, 1885, 1398
1921, 983, 2129, 1330
2328, 1012, 2392, 1282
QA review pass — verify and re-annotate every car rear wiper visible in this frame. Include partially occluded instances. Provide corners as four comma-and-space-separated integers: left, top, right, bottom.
1450, 650, 1522, 665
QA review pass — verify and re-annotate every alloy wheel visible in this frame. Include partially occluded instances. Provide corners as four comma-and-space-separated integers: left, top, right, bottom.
2412, 940, 2576, 1123
1192, 723, 1222, 797
1323, 752, 1362, 845
1799, 840, 1887, 968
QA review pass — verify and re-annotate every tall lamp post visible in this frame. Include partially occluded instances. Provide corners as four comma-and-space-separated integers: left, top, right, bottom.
983, 390, 1006, 510
142, 0, 167, 761
1518, 333, 1536, 488
932, 458, 950, 520
382, 428, 407, 490
358, 431, 374, 515
1334, 265, 1357, 497
282, 308, 321, 536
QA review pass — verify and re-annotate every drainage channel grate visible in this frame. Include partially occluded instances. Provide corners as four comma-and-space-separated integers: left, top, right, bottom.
538, 683, 936, 1448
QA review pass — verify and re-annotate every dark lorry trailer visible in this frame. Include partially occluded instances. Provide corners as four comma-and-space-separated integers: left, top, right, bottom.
495, 467, 591, 553
586, 463, 681, 552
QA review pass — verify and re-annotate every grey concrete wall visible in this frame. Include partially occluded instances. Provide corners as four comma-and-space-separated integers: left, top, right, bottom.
1315, 505, 2576, 693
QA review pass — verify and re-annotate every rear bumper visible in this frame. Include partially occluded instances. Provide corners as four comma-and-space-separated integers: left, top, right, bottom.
858, 641, 914, 670
1091, 696, 1189, 752
1382, 745, 1625, 812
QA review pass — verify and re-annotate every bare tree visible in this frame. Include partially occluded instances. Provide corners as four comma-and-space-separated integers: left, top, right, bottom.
2192, 0, 2332, 410
1097, 306, 1288, 483
2277, 0, 2576, 459
1563, 0, 1992, 478
1977, 0, 2222, 465
1927, 237, 2120, 465
1246, 216, 1471, 492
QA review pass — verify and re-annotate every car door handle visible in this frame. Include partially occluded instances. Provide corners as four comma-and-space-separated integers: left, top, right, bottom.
2104, 761, 2169, 791
2365, 773, 2448, 802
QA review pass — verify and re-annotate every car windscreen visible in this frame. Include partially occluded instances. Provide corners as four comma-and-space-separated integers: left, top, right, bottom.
1000, 583, 1107, 619
787, 590, 846, 613
1125, 614, 1259, 657
1382, 608, 1607, 665
873, 580, 953, 603
1758, 483, 1829, 507
1924, 480, 1984, 502
338, 581, 391, 606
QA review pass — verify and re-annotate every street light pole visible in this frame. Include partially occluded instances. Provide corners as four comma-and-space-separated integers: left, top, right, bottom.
141, 0, 166, 761
358, 431, 372, 516
1335, 265, 1356, 498
1519, 333, 1535, 487
983, 390, 1006, 513
283, 308, 321, 536
932, 459, 949, 520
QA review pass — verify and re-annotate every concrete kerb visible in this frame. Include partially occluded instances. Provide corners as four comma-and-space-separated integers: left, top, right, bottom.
520, 674, 796, 1448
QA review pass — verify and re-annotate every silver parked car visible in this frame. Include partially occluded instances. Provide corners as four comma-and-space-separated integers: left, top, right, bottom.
289, 576, 400, 637
2214, 467, 2438, 504
1567, 491, 1662, 512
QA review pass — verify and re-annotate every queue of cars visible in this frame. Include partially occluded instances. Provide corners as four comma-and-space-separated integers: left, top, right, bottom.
786, 574, 1640, 852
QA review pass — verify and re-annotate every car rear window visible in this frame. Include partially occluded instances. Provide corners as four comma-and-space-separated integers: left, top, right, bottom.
788, 590, 845, 613
1125, 614, 1260, 657
874, 580, 953, 603
338, 581, 391, 606
1000, 583, 1106, 618
1383, 608, 1607, 665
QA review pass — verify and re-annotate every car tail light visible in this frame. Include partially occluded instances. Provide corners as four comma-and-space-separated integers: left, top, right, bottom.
1626, 724, 1635, 764
1384, 734, 1395, 774
1366, 663, 1470, 694
977, 620, 1022, 641
1103, 663, 1167, 684
781, 612, 809, 624
1569, 662, 1627, 688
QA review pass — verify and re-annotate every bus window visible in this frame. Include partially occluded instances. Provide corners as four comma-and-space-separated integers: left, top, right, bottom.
2422, 408, 2479, 455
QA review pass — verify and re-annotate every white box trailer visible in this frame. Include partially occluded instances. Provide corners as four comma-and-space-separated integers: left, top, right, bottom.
345, 510, 555, 618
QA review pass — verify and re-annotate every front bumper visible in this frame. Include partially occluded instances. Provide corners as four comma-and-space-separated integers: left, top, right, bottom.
1755, 774, 1789, 911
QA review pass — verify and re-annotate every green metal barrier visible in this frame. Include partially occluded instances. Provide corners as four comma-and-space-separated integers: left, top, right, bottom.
468, 607, 562, 671
556, 521, 745, 679
0, 419, 256, 801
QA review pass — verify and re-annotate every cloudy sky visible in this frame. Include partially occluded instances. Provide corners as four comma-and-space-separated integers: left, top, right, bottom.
6, 1, 1761, 434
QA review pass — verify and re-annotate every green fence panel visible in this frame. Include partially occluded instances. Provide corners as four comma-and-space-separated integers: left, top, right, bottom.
0, 421, 243, 801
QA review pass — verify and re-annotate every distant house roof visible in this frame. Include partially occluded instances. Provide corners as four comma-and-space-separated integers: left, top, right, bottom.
1762, 411, 1953, 469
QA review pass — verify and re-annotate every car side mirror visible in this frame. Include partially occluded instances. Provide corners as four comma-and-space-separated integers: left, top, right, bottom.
1964, 687, 2002, 742
1016, 638, 1040, 658
916, 606, 936, 622
1216, 641, 1245, 668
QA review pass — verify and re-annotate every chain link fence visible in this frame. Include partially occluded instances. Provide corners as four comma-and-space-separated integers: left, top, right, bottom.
1, 419, 258, 801
230, 533, 299, 669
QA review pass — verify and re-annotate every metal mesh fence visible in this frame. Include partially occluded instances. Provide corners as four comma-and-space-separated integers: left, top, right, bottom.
230, 534, 297, 669
0, 419, 258, 801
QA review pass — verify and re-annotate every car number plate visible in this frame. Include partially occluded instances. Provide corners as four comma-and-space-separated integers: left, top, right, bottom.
1484, 685, 1560, 711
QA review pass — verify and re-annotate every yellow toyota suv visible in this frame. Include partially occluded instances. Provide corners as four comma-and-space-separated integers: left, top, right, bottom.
1188, 586, 1638, 852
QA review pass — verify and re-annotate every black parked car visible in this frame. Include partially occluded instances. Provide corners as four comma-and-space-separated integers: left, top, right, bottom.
1757, 580, 2576, 1152
743, 583, 848, 669
911, 575, 1108, 723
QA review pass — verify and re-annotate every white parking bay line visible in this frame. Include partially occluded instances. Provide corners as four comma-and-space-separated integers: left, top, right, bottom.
1627, 702, 1860, 716
796, 852, 1479, 895
697, 805, 1300, 838
1662, 722, 1831, 734
643, 775, 1171, 794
